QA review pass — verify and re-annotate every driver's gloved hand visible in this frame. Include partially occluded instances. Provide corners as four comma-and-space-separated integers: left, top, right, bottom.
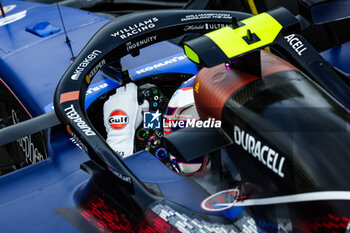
103, 83, 149, 158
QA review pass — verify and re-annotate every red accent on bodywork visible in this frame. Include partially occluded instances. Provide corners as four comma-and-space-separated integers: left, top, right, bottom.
79, 194, 181, 233
59, 91, 80, 103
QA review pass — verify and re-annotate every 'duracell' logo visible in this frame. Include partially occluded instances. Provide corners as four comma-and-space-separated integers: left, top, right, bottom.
108, 110, 129, 129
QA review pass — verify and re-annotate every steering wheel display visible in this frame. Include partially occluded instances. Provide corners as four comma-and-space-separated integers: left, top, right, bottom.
53, 9, 252, 207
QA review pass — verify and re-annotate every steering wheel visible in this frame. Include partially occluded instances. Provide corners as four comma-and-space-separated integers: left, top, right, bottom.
53, 9, 252, 209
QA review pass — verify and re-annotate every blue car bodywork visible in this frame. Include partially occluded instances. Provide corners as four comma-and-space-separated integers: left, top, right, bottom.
1, 0, 350, 232
321, 41, 350, 75
0, 1, 198, 232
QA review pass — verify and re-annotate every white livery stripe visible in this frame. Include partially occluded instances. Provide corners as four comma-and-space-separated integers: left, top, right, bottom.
216, 191, 350, 207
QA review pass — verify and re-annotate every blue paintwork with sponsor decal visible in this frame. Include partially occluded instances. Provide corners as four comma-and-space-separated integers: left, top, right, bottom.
44, 44, 198, 112
0, 1, 200, 232
1, 0, 349, 231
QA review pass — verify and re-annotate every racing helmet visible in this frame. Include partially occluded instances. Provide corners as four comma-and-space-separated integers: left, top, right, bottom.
164, 76, 208, 174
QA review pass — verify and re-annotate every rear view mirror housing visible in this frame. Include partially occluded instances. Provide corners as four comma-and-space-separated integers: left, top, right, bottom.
298, 0, 350, 24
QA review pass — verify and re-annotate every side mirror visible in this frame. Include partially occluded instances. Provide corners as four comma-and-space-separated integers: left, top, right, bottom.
299, 0, 350, 24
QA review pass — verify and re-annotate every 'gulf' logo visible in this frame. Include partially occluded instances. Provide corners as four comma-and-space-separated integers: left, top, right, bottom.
108, 110, 128, 129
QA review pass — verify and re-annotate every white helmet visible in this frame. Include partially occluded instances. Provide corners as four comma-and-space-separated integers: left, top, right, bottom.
164, 77, 208, 174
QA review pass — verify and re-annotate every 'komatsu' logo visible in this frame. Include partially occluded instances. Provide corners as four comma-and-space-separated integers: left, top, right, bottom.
234, 125, 285, 178
135, 55, 186, 75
